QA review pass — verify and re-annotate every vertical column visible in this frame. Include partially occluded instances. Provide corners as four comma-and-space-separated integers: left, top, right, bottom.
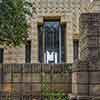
59, 24, 62, 63
65, 0, 74, 63
31, 22, 38, 63
66, 20, 73, 63
31, 16, 42, 63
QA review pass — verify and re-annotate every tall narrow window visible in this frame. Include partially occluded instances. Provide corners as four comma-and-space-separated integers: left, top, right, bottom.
25, 41, 31, 63
38, 20, 66, 64
0, 48, 4, 63
38, 24, 43, 63
73, 40, 79, 62
61, 24, 66, 63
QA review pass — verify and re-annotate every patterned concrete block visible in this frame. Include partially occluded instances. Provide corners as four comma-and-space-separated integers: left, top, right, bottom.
71, 13, 100, 100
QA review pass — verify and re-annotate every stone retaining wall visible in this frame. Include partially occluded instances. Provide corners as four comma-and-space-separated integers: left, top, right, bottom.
0, 64, 72, 99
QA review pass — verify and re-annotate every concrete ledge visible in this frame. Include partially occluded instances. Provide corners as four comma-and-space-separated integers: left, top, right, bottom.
68, 94, 100, 100
68, 94, 92, 100
93, 97, 100, 100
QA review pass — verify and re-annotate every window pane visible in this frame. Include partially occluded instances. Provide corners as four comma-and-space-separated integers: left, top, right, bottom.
0, 48, 4, 63
25, 41, 31, 63
38, 21, 65, 64
73, 40, 79, 61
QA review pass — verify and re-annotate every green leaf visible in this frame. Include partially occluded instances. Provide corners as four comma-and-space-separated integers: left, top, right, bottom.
0, 0, 33, 47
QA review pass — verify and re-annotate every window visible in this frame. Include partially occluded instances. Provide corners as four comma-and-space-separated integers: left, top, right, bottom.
0, 48, 4, 63
25, 41, 31, 63
38, 24, 43, 63
38, 20, 66, 64
73, 40, 79, 62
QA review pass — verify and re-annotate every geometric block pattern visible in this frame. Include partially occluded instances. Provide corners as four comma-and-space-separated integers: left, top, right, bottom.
0, 64, 72, 99
4, 0, 91, 63
71, 13, 100, 100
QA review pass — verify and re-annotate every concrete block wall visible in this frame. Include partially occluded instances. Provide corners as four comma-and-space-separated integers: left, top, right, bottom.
70, 13, 100, 100
0, 64, 72, 97
79, 13, 100, 61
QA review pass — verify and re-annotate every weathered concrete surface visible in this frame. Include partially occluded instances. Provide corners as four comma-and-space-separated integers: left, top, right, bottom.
0, 64, 72, 97
70, 13, 100, 100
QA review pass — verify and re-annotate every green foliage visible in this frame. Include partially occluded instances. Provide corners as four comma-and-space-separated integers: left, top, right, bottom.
42, 90, 69, 100
41, 75, 69, 100
64, 64, 72, 72
0, 0, 32, 46
41, 64, 72, 100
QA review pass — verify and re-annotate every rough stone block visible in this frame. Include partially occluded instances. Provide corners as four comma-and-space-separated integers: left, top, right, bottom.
80, 13, 100, 60
72, 72, 88, 84
89, 85, 100, 96
90, 72, 100, 84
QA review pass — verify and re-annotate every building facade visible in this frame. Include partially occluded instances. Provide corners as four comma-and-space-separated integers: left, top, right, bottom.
88, 0, 100, 12
1, 0, 91, 64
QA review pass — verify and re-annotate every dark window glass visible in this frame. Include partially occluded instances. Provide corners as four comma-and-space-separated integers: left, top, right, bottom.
38, 21, 66, 64
38, 25, 43, 63
61, 24, 66, 63
73, 40, 79, 62
0, 48, 4, 63
25, 41, 31, 63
